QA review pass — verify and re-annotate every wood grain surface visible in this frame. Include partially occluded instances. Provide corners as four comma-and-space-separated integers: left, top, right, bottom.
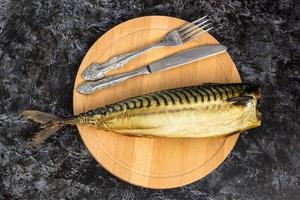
73, 16, 241, 189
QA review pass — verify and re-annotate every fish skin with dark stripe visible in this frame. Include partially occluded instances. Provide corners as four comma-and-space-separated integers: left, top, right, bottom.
22, 83, 262, 147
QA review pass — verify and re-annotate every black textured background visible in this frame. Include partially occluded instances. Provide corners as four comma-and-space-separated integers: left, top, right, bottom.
0, 0, 299, 199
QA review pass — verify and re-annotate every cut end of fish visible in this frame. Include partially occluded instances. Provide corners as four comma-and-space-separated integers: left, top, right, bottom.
256, 110, 262, 121
256, 87, 261, 100
242, 83, 261, 100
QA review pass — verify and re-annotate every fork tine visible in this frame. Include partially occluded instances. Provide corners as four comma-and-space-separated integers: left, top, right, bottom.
180, 23, 211, 38
178, 15, 208, 32
181, 26, 213, 43
180, 23, 211, 39
178, 19, 210, 36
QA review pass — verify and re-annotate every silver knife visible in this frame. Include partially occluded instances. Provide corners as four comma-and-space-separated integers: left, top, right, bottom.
77, 45, 227, 95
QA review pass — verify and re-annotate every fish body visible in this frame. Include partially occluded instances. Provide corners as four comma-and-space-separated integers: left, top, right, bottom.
78, 83, 261, 137
23, 83, 261, 146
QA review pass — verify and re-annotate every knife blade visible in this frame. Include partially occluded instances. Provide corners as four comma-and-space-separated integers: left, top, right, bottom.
77, 45, 227, 95
148, 44, 227, 73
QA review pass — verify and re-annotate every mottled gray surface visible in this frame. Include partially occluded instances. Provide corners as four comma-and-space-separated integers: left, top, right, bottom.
0, 0, 299, 199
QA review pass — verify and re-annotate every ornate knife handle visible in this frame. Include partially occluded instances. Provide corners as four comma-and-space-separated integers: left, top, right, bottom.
77, 67, 150, 95
82, 42, 163, 81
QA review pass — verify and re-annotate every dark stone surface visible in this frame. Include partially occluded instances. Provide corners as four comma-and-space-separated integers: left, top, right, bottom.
0, 0, 299, 199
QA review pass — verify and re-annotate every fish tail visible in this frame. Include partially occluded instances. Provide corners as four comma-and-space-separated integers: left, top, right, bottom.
22, 110, 78, 147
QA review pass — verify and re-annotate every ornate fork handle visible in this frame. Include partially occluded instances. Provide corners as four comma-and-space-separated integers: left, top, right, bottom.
78, 67, 150, 94
82, 41, 164, 81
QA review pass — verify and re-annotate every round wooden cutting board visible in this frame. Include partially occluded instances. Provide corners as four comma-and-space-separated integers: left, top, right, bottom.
73, 16, 241, 189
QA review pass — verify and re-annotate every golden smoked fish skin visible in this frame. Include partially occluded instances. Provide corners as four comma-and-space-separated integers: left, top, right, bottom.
22, 83, 261, 146
78, 83, 261, 138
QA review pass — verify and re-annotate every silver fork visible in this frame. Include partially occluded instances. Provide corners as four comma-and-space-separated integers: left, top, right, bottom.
82, 16, 213, 81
